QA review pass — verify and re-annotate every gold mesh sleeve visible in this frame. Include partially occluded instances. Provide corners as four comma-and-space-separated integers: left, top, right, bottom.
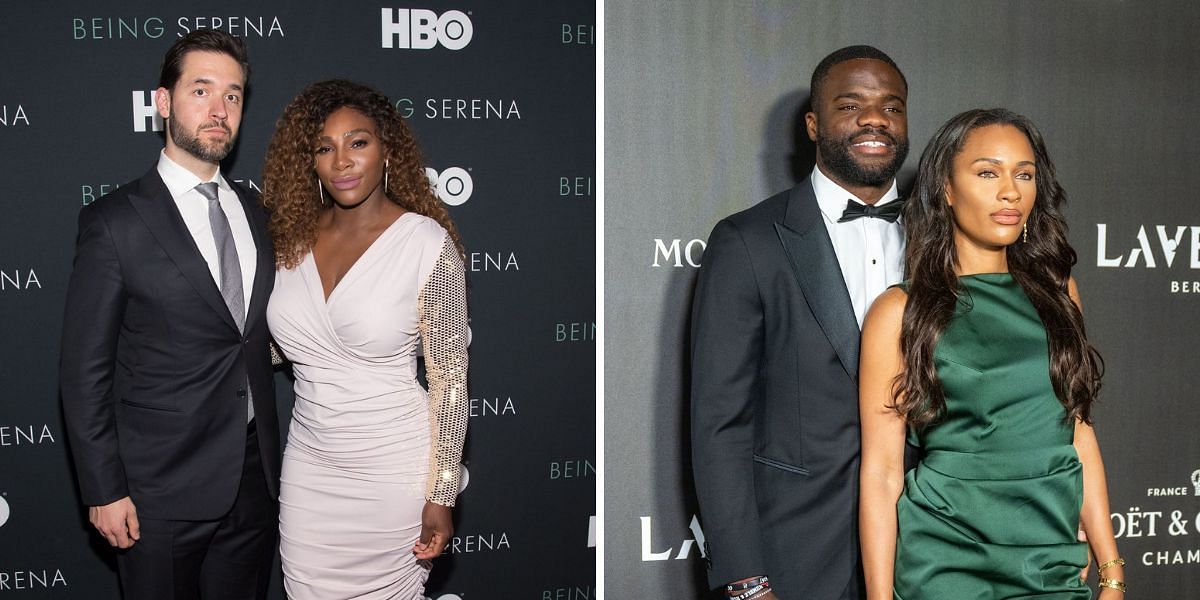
418, 234, 469, 506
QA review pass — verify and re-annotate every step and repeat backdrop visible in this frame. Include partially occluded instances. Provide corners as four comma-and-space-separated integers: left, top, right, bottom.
606, 1, 1198, 598
0, 1, 594, 598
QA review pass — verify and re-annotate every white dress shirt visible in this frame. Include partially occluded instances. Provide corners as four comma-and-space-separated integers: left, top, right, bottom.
157, 151, 256, 315
810, 166, 904, 328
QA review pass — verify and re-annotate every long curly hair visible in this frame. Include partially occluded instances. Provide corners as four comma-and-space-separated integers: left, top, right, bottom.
895, 108, 1103, 427
262, 79, 464, 269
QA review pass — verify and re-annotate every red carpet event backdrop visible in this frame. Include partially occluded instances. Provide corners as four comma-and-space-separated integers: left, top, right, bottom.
605, 1, 1199, 598
0, 2, 595, 598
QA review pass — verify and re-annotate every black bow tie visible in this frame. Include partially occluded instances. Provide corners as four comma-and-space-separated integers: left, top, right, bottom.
838, 199, 905, 223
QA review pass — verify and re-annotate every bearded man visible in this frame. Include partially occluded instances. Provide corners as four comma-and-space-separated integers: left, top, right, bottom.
60, 29, 279, 600
690, 45, 910, 600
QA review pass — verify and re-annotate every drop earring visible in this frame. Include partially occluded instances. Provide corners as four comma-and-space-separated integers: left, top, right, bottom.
1023, 222, 1028, 243
384, 159, 389, 190
317, 179, 326, 204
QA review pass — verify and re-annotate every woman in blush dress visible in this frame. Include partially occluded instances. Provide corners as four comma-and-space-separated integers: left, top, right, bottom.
858, 109, 1124, 599
261, 79, 468, 599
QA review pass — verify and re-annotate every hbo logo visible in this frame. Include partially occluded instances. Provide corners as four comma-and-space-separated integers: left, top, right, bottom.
426, 595, 463, 600
426, 167, 473, 206
381, 8, 473, 50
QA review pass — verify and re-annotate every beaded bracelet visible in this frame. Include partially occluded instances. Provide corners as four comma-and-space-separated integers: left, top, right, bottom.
745, 589, 772, 600
1097, 558, 1126, 572
1099, 578, 1126, 593
730, 584, 767, 600
726, 576, 769, 592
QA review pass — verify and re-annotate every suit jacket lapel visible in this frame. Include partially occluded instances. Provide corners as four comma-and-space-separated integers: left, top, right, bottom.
234, 184, 271, 333
774, 180, 861, 380
126, 167, 240, 333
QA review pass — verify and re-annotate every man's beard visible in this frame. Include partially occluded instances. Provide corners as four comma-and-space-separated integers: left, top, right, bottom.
169, 112, 235, 163
817, 126, 908, 188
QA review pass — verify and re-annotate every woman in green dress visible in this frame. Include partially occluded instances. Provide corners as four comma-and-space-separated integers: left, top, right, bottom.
859, 108, 1124, 599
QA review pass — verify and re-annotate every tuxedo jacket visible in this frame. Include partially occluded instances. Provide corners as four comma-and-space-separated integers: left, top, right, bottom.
691, 179, 865, 599
60, 166, 280, 521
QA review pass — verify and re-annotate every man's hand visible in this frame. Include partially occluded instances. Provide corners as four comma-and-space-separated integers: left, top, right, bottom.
89, 496, 139, 549
412, 501, 453, 560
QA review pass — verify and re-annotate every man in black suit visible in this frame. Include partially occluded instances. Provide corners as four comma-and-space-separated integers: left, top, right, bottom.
691, 46, 909, 600
60, 29, 278, 600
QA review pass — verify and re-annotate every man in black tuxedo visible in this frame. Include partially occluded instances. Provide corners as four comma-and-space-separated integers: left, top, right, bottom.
60, 29, 278, 600
691, 46, 909, 600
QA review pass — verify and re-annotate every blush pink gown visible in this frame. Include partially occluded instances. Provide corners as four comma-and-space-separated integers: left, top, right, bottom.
267, 213, 468, 599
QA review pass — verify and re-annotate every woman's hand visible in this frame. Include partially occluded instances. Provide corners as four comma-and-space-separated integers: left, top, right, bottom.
1097, 587, 1124, 600
412, 501, 453, 560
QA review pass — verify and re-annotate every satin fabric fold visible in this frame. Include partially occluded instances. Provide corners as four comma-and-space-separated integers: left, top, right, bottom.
894, 274, 1090, 600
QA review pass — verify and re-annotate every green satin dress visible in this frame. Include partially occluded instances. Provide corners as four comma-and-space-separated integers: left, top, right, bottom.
893, 274, 1090, 599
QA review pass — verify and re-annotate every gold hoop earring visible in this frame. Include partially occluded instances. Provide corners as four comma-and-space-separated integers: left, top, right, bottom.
318, 179, 327, 205
384, 159, 389, 190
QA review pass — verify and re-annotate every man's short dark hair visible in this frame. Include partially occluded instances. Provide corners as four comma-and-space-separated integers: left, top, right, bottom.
810, 45, 906, 109
158, 29, 250, 90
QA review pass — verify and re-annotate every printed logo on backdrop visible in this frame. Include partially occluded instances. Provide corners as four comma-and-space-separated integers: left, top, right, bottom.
555, 322, 594, 342
469, 396, 516, 418
640, 514, 707, 561
1095, 224, 1200, 293
0, 569, 68, 591
426, 167, 473, 206
394, 97, 521, 120
445, 530, 510, 554
425, 595, 464, 600
131, 90, 164, 132
381, 8, 472, 50
0, 425, 55, 446
0, 499, 69, 591
73, 15, 285, 40
560, 22, 595, 45
549, 459, 594, 481
82, 184, 121, 206
542, 585, 595, 600
652, 239, 706, 268
1111, 466, 1200, 567
0, 104, 30, 127
84, 179, 257, 205
468, 252, 519, 273
0, 269, 42, 292
560, 176, 593, 198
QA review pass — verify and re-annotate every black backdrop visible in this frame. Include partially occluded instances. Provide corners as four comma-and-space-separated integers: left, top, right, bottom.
0, 2, 595, 598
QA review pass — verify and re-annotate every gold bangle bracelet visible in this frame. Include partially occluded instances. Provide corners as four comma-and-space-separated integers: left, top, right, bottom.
1099, 578, 1126, 592
1098, 558, 1126, 572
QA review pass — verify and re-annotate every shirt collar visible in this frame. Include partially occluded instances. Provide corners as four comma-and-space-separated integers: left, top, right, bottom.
157, 150, 231, 200
810, 165, 899, 223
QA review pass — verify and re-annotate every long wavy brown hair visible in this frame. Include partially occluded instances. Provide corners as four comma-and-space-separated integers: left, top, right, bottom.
261, 79, 464, 269
895, 108, 1103, 427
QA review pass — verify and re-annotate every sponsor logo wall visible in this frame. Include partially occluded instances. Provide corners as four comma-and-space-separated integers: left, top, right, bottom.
605, 1, 1200, 598
0, 2, 593, 598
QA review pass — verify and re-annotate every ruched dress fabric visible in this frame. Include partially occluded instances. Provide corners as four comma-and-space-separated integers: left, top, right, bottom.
894, 274, 1089, 600
267, 213, 468, 600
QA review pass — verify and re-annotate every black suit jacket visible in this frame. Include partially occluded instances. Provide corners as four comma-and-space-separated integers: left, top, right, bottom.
691, 179, 864, 599
60, 166, 280, 521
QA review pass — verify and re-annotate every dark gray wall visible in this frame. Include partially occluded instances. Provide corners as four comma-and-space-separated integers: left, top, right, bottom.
605, 1, 1199, 597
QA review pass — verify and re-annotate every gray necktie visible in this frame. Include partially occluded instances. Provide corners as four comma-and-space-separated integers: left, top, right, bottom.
195, 182, 254, 423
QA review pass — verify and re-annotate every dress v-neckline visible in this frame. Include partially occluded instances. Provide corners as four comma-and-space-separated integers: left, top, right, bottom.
310, 212, 413, 304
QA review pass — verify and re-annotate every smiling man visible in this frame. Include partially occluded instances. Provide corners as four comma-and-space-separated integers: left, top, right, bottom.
60, 29, 279, 600
691, 46, 909, 600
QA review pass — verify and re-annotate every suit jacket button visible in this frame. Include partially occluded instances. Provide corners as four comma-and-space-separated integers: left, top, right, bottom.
237, 389, 247, 398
